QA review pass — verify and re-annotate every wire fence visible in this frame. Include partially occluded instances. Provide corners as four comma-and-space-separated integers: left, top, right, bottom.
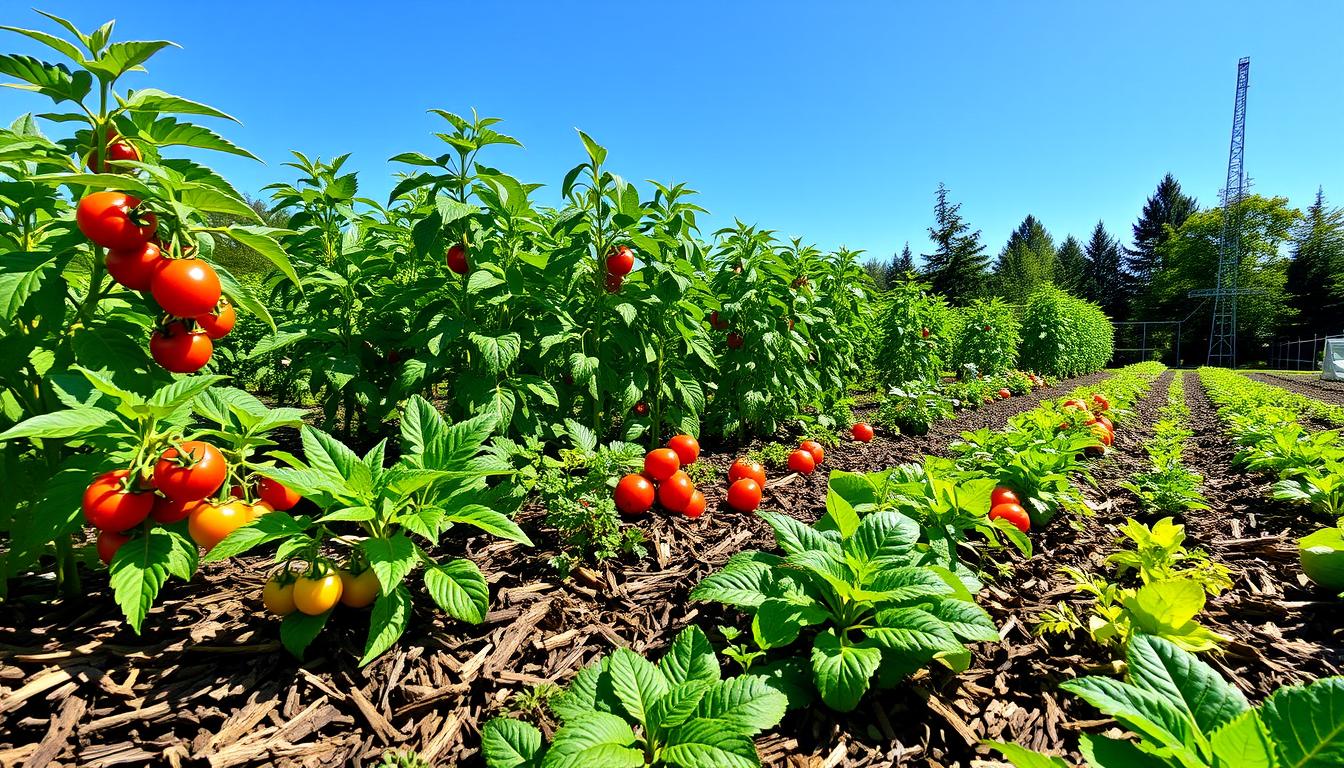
1267, 334, 1344, 371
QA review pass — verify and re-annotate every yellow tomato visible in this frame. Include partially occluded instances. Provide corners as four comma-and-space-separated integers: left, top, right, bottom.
292, 570, 343, 615
262, 577, 296, 616
339, 569, 381, 608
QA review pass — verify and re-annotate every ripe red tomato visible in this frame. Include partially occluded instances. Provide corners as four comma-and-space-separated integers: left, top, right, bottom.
76, 192, 156, 250
606, 245, 634, 276
787, 449, 816, 474
195, 300, 236, 339
998, 388, 1011, 399
682, 489, 706, 519
851, 422, 874, 442
989, 502, 1030, 533
1096, 415, 1115, 433
293, 569, 344, 615
257, 477, 301, 511
726, 332, 744, 350
86, 139, 142, 172
96, 530, 131, 565
105, 242, 164, 291
667, 434, 700, 465
150, 322, 213, 373
154, 440, 227, 502
339, 569, 380, 608
83, 470, 153, 531
151, 258, 221, 317
659, 470, 695, 512
921, 327, 930, 338
188, 500, 252, 550
990, 486, 1020, 508
446, 243, 469, 274
614, 473, 656, 515
633, 401, 648, 416
644, 448, 681, 482
151, 495, 205, 524
709, 311, 728, 331
604, 272, 623, 293
1092, 394, 1110, 410
726, 478, 762, 512
263, 576, 296, 616
799, 440, 825, 464
728, 459, 766, 489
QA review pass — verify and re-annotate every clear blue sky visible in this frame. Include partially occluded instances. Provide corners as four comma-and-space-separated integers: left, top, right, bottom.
3, 1, 1341, 263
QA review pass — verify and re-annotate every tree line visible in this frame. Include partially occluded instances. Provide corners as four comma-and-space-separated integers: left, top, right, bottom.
864, 175, 1344, 363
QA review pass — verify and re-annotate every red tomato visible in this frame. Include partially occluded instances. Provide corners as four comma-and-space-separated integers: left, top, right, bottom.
666, 434, 700, 465
97, 530, 131, 565
799, 440, 825, 464
446, 243, 469, 274
787, 449, 816, 474
682, 489, 706, 519
257, 477, 301, 511
728, 459, 766, 489
659, 471, 696, 512
614, 473, 656, 515
989, 502, 1031, 533
727, 332, 744, 350
151, 258, 222, 317
633, 401, 648, 416
86, 139, 141, 172
604, 272, 623, 293
990, 486, 1020, 508
709, 311, 728, 331
105, 242, 165, 291
150, 322, 213, 373
1096, 415, 1114, 433
726, 478, 762, 512
1092, 394, 1110, 410
644, 448, 681, 482
82, 470, 153, 532
154, 440, 227, 502
606, 245, 634, 276
921, 327, 930, 338
188, 500, 252, 551
76, 192, 157, 250
998, 388, 1011, 399
195, 300, 236, 339
851, 422, 874, 442
150, 495, 205, 524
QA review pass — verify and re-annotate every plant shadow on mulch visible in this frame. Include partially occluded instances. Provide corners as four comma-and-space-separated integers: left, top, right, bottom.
3, 370, 1340, 768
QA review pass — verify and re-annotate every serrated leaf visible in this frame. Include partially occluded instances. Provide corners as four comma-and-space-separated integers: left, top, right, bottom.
424, 558, 489, 624
481, 718, 543, 768
361, 534, 417, 594
360, 583, 411, 666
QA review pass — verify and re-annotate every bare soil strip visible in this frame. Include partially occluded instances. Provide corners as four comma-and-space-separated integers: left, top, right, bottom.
1247, 371, 1344, 410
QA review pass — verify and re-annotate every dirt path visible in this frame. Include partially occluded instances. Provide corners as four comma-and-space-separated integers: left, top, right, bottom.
1247, 371, 1344, 412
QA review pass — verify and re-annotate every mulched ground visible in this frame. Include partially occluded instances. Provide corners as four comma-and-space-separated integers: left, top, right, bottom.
1248, 371, 1344, 410
2, 370, 1340, 768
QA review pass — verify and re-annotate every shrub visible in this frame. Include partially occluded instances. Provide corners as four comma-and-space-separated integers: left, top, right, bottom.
872, 279, 952, 387
949, 298, 1021, 377
1019, 286, 1114, 377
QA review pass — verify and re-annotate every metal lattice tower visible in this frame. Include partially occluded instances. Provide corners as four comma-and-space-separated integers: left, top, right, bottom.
1191, 57, 1251, 366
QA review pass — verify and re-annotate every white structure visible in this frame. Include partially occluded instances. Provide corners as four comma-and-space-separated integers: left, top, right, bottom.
1324, 338, 1344, 381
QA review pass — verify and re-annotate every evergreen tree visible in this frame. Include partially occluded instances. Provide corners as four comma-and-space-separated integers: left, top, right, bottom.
887, 242, 915, 285
1083, 221, 1127, 320
993, 215, 1056, 296
862, 258, 889, 291
1128, 173, 1197, 285
1286, 188, 1344, 334
1054, 235, 1088, 295
922, 183, 989, 304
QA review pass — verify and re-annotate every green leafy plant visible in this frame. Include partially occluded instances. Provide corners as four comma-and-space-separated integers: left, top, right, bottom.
1104, 518, 1232, 596
989, 633, 1344, 768
871, 277, 950, 387
691, 508, 998, 712
480, 625, 788, 768
948, 297, 1020, 376
1019, 286, 1114, 378
877, 382, 955, 436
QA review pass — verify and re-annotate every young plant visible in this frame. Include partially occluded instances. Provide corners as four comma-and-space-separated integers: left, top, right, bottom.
691, 508, 998, 711
877, 382, 955, 436
1104, 518, 1232, 596
480, 626, 788, 768
989, 634, 1344, 768
205, 395, 530, 663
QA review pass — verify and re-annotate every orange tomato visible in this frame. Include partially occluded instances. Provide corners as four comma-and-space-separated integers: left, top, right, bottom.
187, 500, 252, 551
339, 569, 381, 608
292, 569, 343, 615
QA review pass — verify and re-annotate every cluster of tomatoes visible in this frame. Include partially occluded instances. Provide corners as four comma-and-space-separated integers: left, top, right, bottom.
614, 434, 706, 518
603, 245, 634, 293
262, 560, 379, 617
77, 133, 234, 375
986, 485, 1031, 533
80, 440, 301, 564
1061, 393, 1116, 454
785, 439, 827, 475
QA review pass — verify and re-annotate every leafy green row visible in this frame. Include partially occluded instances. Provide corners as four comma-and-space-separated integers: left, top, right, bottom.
1121, 373, 1210, 515
876, 368, 1044, 436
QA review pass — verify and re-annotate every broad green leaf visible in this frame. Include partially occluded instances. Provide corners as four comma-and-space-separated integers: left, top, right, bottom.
1061, 676, 1202, 757
758, 509, 843, 558
920, 598, 1000, 642
481, 718, 543, 768
647, 681, 710, 735
657, 625, 720, 686
1210, 709, 1277, 768
361, 534, 417, 593
690, 557, 774, 609
108, 530, 175, 633
0, 407, 116, 440
694, 676, 788, 735
470, 332, 522, 375
752, 594, 827, 649
845, 510, 921, 571
1262, 677, 1344, 768
607, 647, 668, 726
540, 712, 643, 768
204, 511, 308, 561
122, 88, 239, 120
359, 583, 411, 666
1125, 634, 1248, 734
423, 558, 489, 624
279, 609, 330, 660
985, 741, 1071, 768
662, 718, 760, 768
810, 630, 881, 712
1077, 734, 1171, 768
226, 225, 300, 286
445, 504, 533, 545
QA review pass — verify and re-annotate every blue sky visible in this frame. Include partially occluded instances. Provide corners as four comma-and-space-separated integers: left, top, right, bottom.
3, 1, 1341, 264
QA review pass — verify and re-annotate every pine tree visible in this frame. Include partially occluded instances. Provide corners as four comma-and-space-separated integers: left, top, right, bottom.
886, 242, 915, 285
1054, 235, 1088, 295
993, 215, 1056, 296
1084, 221, 1127, 320
1128, 173, 1197, 285
922, 183, 989, 304
1286, 188, 1344, 334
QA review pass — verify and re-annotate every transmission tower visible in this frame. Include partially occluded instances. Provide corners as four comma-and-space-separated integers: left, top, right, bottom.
1190, 57, 1252, 366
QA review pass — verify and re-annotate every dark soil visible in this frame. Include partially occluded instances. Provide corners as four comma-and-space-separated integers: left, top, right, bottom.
1248, 372, 1344, 411
3, 370, 1340, 768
